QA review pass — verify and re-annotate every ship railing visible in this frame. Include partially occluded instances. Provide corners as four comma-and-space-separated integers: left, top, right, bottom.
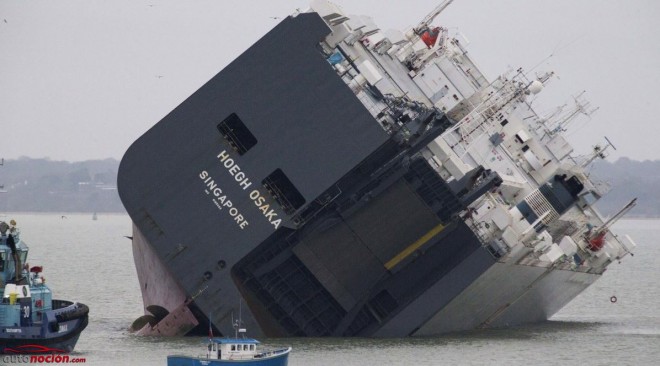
468, 221, 489, 244
465, 193, 519, 260
467, 220, 505, 260
589, 179, 611, 197
564, 222, 633, 268
442, 83, 520, 156
572, 168, 611, 197
454, 102, 489, 148
443, 71, 523, 140
334, 60, 395, 129
449, 40, 488, 89
607, 233, 636, 259
581, 229, 633, 262
356, 90, 387, 118
546, 217, 583, 242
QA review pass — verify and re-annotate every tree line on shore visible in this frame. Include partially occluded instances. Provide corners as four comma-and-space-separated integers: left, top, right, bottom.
0, 157, 658, 217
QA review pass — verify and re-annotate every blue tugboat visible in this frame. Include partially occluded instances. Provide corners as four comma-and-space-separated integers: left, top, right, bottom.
0, 220, 89, 354
168, 316, 291, 366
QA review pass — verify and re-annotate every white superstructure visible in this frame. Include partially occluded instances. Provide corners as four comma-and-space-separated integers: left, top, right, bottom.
308, 0, 636, 332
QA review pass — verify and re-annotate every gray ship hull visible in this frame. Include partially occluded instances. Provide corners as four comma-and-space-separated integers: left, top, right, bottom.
412, 261, 599, 335
131, 223, 601, 337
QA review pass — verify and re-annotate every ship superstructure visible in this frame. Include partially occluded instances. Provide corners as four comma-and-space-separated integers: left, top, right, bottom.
118, 0, 636, 337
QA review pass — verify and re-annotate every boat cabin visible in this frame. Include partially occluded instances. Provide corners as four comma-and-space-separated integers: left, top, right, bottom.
206, 338, 260, 361
1, 235, 53, 326
0, 239, 28, 287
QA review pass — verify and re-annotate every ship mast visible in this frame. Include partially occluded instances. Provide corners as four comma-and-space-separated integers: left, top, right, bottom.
0, 158, 5, 193
581, 136, 616, 168
545, 91, 599, 136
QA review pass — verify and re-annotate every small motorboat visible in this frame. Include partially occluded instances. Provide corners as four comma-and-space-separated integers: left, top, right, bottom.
167, 317, 291, 366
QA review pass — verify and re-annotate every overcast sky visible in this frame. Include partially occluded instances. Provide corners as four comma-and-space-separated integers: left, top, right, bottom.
1, 0, 659, 162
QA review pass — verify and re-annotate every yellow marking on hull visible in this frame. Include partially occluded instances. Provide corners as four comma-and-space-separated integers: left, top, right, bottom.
384, 223, 446, 270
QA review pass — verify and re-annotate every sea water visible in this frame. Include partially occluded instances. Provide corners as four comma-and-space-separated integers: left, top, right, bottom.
2, 213, 658, 365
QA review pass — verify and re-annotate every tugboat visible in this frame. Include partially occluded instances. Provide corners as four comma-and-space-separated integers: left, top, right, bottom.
0, 219, 89, 354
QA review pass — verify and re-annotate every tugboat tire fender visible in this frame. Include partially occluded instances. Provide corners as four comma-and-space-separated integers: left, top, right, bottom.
55, 303, 90, 323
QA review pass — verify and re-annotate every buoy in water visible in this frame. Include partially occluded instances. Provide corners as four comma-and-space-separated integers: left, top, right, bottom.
610, 295, 617, 303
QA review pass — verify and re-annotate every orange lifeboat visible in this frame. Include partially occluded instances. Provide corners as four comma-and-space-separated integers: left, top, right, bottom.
587, 232, 606, 251
421, 27, 441, 48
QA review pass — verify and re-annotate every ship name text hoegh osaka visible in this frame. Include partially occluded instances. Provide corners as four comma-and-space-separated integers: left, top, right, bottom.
198, 150, 282, 231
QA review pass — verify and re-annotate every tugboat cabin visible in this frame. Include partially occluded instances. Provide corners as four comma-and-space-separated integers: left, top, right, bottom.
1, 240, 53, 328
207, 338, 260, 361
0, 239, 28, 285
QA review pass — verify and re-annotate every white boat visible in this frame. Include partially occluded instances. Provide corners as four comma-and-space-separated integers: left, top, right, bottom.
168, 322, 290, 366
167, 338, 290, 366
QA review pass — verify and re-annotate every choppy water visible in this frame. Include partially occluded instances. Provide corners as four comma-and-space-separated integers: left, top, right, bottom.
2, 213, 658, 365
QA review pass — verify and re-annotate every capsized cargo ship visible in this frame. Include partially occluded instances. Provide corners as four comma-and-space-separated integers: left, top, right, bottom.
118, 0, 637, 337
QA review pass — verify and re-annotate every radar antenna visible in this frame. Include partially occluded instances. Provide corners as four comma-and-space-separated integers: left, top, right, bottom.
581, 136, 616, 167
551, 91, 598, 133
